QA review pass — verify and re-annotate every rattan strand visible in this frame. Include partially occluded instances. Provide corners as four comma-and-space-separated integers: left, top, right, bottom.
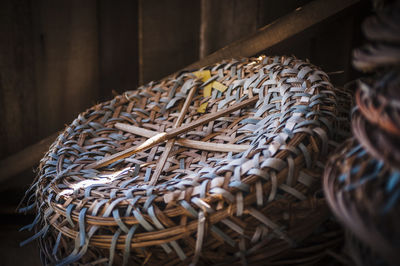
323, 135, 400, 266
21, 55, 347, 265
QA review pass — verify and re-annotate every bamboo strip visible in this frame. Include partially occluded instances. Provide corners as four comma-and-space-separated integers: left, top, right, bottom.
115, 124, 251, 153
90, 96, 258, 169
150, 85, 198, 186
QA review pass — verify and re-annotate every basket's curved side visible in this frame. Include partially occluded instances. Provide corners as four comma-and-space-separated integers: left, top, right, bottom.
20, 56, 347, 265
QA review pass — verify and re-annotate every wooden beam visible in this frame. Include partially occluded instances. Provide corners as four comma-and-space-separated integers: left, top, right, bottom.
0, 133, 59, 183
186, 0, 360, 70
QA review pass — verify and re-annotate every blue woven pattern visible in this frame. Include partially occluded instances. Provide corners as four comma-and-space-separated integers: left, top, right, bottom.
21, 56, 345, 265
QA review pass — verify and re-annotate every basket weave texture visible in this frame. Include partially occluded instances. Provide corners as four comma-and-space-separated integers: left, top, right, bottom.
22, 56, 345, 265
324, 2, 400, 265
323, 133, 400, 265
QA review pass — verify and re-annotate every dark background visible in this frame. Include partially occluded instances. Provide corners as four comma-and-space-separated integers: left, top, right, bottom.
0, 0, 369, 265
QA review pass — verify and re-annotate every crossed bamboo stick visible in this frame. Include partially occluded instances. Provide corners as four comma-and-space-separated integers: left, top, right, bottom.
88, 90, 259, 185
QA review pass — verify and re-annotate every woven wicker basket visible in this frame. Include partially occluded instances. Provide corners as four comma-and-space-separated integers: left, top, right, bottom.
323, 135, 400, 266
354, 80, 400, 168
324, 106, 400, 265
323, 2, 400, 264
22, 56, 348, 265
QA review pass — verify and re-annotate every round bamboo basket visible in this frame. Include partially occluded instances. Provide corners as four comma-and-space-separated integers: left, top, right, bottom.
324, 2, 400, 265
354, 80, 400, 169
22, 56, 347, 265
323, 113, 400, 265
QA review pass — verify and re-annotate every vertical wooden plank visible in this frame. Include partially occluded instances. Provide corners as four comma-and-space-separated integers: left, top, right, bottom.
98, 0, 139, 100
199, 0, 259, 58
0, 0, 37, 158
32, 0, 99, 137
139, 0, 201, 84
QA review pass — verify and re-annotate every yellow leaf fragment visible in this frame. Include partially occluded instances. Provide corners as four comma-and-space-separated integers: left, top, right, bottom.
212, 81, 227, 93
193, 70, 211, 82
197, 102, 208, 113
193, 70, 213, 97
204, 84, 213, 97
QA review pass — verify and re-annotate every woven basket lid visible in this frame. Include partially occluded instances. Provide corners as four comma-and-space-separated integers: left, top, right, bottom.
24, 56, 343, 265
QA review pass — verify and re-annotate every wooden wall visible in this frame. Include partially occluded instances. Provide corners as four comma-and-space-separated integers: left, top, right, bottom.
0, 0, 366, 175
0, 0, 138, 160
139, 0, 201, 84
0, 0, 38, 161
